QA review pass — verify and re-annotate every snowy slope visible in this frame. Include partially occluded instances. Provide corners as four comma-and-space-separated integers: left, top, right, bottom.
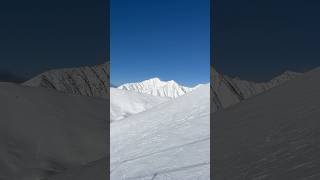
110, 87, 169, 122
213, 67, 320, 179
44, 158, 108, 180
111, 84, 210, 179
0, 83, 108, 179
118, 78, 194, 98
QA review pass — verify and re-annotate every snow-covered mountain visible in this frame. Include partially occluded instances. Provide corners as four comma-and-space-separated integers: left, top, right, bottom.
111, 84, 210, 179
213, 67, 320, 179
22, 62, 299, 107
211, 67, 301, 113
110, 87, 169, 122
0, 82, 108, 179
118, 78, 195, 98
23, 63, 109, 98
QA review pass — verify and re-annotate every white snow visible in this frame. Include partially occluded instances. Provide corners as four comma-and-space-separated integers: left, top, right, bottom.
110, 87, 169, 122
0, 82, 108, 179
110, 84, 210, 179
212, 67, 320, 179
118, 78, 195, 98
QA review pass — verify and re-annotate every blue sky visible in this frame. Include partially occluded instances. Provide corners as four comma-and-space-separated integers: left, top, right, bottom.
0, 0, 106, 82
215, 0, 320, 81
110, 0, 210, 87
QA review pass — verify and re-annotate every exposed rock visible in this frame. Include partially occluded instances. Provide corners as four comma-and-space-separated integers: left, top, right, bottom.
23, 63, 109, 98
211, 66, 301, 113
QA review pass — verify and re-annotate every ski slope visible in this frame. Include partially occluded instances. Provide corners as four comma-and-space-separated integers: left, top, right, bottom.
0, 83, 108, 179
44, 158, 108, 180
110, 88, 169, 122
111, 84, 210, 179
213, 68, 320, 179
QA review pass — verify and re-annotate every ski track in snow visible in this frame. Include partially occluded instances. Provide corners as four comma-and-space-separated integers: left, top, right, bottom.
110, 84, 210, 179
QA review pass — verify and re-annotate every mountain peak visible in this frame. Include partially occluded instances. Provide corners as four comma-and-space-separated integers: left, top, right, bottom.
118, 78, 194, 98
167, 80, 177, 84
141, 77, 164, 86
148, 77, 161, 81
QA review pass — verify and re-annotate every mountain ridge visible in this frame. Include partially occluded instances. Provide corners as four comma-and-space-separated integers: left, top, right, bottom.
23, 63, 109, 98
22, 63, 301, 108
118, 77, 195, 98
211, 67, 302, 113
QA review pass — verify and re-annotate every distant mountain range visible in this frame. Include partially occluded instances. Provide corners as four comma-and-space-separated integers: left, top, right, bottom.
23, 63, 109, 98
211, 68, 301, 113
22, 63, 201, 99
118, 77, 197, 98
22, 63, 301, 113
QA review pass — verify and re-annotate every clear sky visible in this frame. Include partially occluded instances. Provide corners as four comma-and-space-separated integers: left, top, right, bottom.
0, 0, 106, 82
214, 0, 320, 82
110, 0, 210, 87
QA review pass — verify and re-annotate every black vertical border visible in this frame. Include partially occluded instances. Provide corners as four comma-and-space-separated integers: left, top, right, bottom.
210, 0, 214, 179
106, 0, 110, 178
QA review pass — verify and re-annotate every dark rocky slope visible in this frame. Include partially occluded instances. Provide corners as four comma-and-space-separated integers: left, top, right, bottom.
23, 63, 109, 98
211, 67, 301, 113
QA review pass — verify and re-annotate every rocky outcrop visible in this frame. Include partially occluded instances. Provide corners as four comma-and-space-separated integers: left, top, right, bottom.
23, 63, 109, 98
23, 62, 300, 111
211, 67, 301, 113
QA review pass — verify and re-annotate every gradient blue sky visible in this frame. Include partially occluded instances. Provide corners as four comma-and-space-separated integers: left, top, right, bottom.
0, 0, 106, 82
215, 0, 320, 81
110, 0, 210, 87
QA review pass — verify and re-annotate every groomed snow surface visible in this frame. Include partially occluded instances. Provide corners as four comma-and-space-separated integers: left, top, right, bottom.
0, 82, 108, 179
111, 84, 210, 179
213, 68, 320, 179
110, 88, 169, 122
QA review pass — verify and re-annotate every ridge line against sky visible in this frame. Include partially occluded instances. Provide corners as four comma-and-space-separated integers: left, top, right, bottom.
110, 0, 210, 87
114, 77, 208, 88
1, 0, 320, 84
